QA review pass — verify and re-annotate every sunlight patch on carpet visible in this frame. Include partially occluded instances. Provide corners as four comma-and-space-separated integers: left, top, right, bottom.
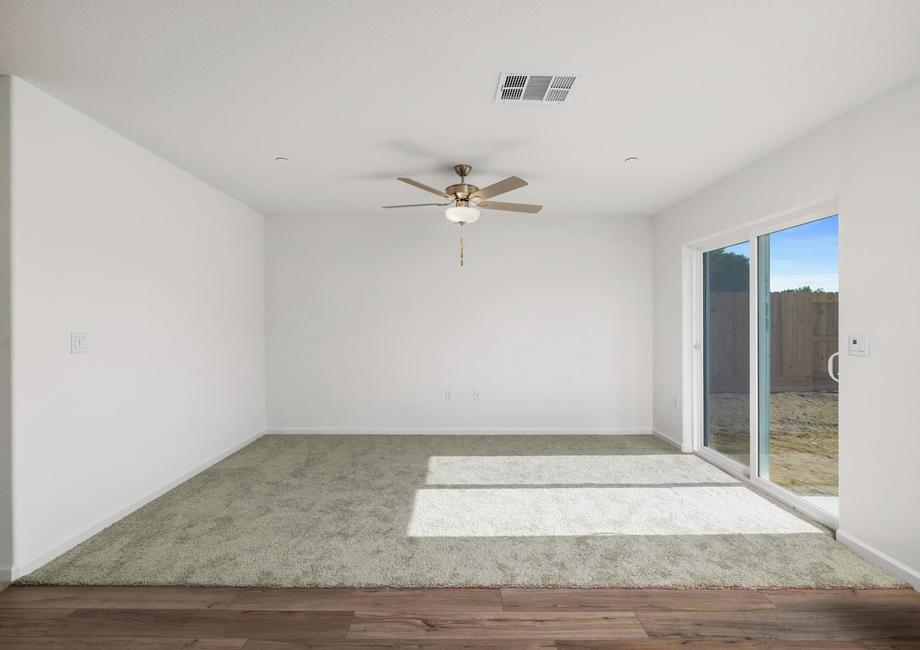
407, 485, 822, 537
425, 454, 739, 485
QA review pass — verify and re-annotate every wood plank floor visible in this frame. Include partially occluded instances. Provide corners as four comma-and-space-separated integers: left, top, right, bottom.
0, 586, 918, 648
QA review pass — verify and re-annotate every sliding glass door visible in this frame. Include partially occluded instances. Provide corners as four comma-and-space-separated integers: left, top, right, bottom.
757, 215, 839, 515
702, 242, 751, 467
699, 212, 839, 518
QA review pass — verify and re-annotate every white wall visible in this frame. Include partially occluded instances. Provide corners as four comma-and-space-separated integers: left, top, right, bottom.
653, 75, 920, 585
267, 213, 652, 432
7, 77, 266, 576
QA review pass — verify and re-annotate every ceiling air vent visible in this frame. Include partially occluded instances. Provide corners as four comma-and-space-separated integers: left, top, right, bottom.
495, 73, 582, 104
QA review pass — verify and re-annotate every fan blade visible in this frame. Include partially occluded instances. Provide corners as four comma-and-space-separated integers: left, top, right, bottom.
477, 200, 543, 213
397, 177, 449, 198
470, 176, 527, 201
382, 203, 449, 208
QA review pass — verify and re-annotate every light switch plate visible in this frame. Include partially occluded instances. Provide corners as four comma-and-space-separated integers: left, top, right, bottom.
848, 333, 869, 357
70, 331, 89, 354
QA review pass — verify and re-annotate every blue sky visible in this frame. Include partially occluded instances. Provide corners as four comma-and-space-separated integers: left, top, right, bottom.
768, 215, 838, 291
723, 241, 750, 258
722, 215, 839, 292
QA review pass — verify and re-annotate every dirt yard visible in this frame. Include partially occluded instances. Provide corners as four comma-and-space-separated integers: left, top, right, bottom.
707, 392, 838, 496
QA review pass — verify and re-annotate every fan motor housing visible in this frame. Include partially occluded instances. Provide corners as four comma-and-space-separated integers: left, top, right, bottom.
445, 183, 479, 200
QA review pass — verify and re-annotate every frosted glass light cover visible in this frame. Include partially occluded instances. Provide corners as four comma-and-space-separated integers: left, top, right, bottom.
445, 206, 480, 223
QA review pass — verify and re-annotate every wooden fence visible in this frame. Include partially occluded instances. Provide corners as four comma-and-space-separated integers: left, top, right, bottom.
708, 290, 838, 393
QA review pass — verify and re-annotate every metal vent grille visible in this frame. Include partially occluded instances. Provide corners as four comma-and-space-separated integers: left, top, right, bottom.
551, 75, 577, 89
522, 75, 551, 100
495, 73, 582, 104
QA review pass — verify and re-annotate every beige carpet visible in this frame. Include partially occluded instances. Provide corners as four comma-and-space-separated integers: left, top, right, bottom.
19, 435, 901, 588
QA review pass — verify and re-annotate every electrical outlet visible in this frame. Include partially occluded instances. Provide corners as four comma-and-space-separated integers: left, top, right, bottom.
473, 388, 481, 401
445, 389, 452, 402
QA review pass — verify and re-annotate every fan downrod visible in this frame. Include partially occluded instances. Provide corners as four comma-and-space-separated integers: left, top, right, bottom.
446, 164, 478, 199
453, 164, 472, 181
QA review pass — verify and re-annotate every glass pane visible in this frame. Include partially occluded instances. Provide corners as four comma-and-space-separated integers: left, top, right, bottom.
703, 242, 750, 467
757, 215, 839, 515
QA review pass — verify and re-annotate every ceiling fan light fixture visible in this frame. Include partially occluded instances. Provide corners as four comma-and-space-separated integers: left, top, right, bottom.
445, 205, 480, 224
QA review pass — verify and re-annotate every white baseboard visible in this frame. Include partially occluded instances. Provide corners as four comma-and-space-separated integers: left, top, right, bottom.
837, 529, 920, 591
651, 429, 691, 452
9, 429, 265, 582
268, 427, 653, 436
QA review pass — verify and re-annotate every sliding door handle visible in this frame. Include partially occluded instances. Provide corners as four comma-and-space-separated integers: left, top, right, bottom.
827, 351, 839, 383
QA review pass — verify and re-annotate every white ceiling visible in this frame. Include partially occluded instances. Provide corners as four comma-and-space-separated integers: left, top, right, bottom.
2, 0, 920, 218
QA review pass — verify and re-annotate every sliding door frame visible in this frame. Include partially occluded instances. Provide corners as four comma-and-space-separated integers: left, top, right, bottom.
686, 198, 839, 530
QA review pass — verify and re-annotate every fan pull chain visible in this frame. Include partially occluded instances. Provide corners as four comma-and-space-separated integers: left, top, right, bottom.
459, 223, 464, 267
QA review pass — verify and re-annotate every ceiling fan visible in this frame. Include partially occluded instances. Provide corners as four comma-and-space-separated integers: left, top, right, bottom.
382, 164, 543, 223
